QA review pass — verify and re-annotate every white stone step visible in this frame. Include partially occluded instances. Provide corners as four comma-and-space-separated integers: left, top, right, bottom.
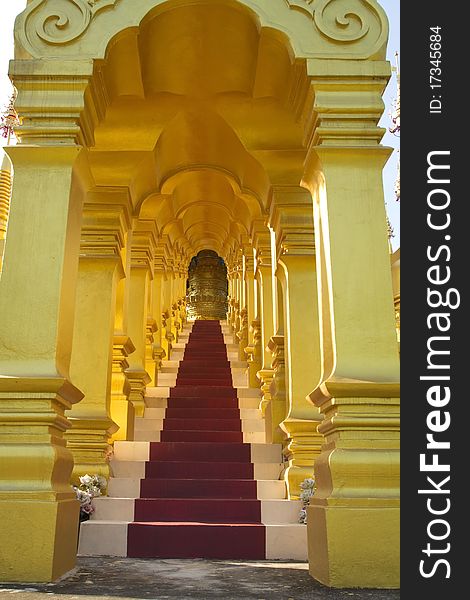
257, 480, 286, 499
254, 462, 283, 480
237, 388, 262, 398
110, 459, 146, 479
113, 441, 151, 461
105, 478, 284, 500
133, 430, 161, 442
134, 417, 163, 431
261, 500, 302, 524
146, 387, 171, 398
145, 395, 261, 410
88, 498, 300, 524
143, 407, 262, 420
78, 521, 308, 560
266, 524, 308, 560
107, 478, 141, 498
132, 430, 264, 443
93, 497, 135, 520
78, 520, 128, 557
250, 443, 282, 463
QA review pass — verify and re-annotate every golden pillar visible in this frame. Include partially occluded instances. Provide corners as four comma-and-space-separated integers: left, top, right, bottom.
272, 188, 323, 499
235, 244, 251, 360
125, 223, 157, 417
111, 214, 135, 442
265, 275, 287, 445
266, 334, 286, 444
150, 257, 167, 382
66, 199, 130, 483
0, 145, 87, 581
304, 63, 400, 588
244, 250, 256, 340
144, 316, 158, 386
111, 335, 135, 442
242, 251, 259, 387
252, 225, 275, 414
171, 302, 181, 342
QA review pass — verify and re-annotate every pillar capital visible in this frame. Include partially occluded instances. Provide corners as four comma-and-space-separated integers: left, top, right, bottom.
270, 187, 315, 258
302, 59, 391, 152
79, 190, 132, 265
9, 59, 105, 146
251, 220, 272, 270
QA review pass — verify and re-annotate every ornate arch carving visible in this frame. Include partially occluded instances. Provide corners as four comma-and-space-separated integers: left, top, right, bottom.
16, 0, 388, 60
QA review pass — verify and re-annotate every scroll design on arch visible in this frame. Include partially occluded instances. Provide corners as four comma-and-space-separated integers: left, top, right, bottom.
286, 0, 384, 43
20, 0, 119, 53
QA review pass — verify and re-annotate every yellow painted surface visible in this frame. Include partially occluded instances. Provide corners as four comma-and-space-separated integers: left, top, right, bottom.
308, 504, 399, 588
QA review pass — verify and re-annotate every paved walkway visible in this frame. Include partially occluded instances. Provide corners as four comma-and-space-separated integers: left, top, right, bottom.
0, 557, 400, 600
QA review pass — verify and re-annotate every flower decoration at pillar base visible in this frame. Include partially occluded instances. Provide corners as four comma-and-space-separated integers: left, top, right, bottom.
73, 473, 107, 522
298, 477, 315, 524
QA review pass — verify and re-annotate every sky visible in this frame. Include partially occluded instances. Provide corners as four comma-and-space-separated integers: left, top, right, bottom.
0, 0, 400, 249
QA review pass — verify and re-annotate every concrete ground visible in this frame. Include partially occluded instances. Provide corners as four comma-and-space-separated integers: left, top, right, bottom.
0, 557, 400, 600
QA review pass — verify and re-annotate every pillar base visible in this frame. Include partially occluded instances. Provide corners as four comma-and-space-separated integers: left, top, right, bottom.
308, 502, 400, 588
0, 376, 83, 582
0, 497, 79, 582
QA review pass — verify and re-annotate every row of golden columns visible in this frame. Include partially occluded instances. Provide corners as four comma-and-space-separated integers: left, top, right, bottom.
0, 59, 399, 587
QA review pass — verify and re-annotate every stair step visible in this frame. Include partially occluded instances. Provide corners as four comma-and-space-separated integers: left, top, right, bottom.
164, 407, 241, 419
134, 498, 261, 522
177, 360, 230, 368
177, 366, 231, 373
149, 441, 251, 462
175, 378, 233, 386
167, 397, 239, 408
170, 386, 237, 398
127, 522, 265, 559
163, 418, 241, 431
145, 460, 254, 479
140, 478, 257, 499
80, 320, 296, 560
160, 430, 243, 442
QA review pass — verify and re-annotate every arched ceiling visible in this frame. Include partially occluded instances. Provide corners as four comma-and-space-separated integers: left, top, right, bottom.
87, 1, 307, 263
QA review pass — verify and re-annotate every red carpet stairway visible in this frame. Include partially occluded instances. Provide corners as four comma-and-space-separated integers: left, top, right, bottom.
78, 320, 307, 560
128, 320, 265, 558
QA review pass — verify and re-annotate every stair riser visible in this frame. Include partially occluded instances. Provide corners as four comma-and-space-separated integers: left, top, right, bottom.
134, 499, 261, 522
78, 522, 307, 560
127, 524, 266, 559
113, 441, 282, 463
91, 498, 301, 524
146, 397, 260, 409
170, 387, 238, 398
162, 419, 242, 432
139, 479, 258, 499
110, 460, 282, 480
144, 408, 260, 419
